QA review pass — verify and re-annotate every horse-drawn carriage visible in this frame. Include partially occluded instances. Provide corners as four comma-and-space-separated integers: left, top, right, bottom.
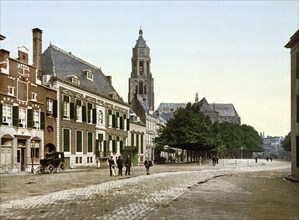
34, 151, 65, 174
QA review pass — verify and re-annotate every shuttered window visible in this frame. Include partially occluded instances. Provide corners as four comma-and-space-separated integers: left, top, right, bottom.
53, 100, 58, 118
40, 112, 45, 129
131, 133, 134, 147
88, 132, 93, 152
13, 106, 19, 127
63, 129, 70, 152
141, 134, 144, 154
82, 106, 86, 122
27, 109, 33, 128
76, 130, 83, 152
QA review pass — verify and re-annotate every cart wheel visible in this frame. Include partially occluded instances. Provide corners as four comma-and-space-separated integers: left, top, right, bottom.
58, 162, 65, 172
48, 164, 55, 174
33, 166, 41, 174
41, 167, 45, 174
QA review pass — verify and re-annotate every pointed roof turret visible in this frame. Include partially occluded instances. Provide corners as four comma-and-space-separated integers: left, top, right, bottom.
135, 28, 148, 48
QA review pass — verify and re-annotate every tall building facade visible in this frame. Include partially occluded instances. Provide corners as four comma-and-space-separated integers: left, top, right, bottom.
285, 29, 299, 181
128, 29, 156, 161
128, 29, 154, 111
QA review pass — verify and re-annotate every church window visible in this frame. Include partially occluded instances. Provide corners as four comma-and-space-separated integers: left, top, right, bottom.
139, 81, 143, 94
139, 61, 144, 75
144, 84, 147, 94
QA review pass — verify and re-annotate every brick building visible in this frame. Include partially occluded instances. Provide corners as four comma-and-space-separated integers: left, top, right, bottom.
0, 28, 56, 173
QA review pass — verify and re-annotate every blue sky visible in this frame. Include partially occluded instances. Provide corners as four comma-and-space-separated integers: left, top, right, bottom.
1, 1, 298, 136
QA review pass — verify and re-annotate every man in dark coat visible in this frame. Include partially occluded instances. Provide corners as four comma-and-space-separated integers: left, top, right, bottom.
125, 155, 131, 175
117, 156, 123, 176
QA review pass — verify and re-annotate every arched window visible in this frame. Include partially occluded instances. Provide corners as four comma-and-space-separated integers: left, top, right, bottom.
144, 84, 147, 94
139, 61, 144, 75
139, 81, 143, 94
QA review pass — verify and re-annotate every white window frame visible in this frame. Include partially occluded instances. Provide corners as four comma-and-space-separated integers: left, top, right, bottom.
33, 110, 40, 129
97, 109, 103, 125
87, 103, 93, 124
76, 130, 83, 153
8, 86, 15, 96
31, 92, 37, 101
19, 107, 26, 128
63, 95, 70, 119
46, 99, 53, 117
2, 104, 12, 126
76, 100, 82, 122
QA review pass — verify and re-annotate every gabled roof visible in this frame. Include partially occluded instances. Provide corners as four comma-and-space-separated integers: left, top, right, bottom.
156, 103, 187, 113
42, 44, 125, 103
134, 29, 149, 48
194, 97, 217, 113
211, 104, 239, 117
285, 29, 299, 48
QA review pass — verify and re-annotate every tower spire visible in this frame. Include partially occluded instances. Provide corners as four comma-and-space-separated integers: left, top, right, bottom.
195, 91, 199, 103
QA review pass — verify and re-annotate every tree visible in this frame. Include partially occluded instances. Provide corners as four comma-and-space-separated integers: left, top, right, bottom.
155, 103, 215, 152
282, 132, 291, 151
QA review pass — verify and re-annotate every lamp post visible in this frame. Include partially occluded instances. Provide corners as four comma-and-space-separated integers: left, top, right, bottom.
31, 141, 35, 173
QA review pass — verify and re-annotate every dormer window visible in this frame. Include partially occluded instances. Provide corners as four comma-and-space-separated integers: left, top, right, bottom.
83, 69, 93, 81
108, 92, 118, 100
67, 75, 80, 86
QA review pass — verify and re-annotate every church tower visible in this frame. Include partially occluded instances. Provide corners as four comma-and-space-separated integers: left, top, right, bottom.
128, 29, 154, 111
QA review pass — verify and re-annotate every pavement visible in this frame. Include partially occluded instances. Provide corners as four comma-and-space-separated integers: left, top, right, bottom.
0, 159, 298, 220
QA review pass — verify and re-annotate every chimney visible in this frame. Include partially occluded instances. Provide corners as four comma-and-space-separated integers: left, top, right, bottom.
107, 75, 112, 84
32, 28, 42, 72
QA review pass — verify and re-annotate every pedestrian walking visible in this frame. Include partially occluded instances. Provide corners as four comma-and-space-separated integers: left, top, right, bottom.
108, 156, 116, 176
199, 156, 202, 165
125, 155, 131, 175
117, 156, 123, 176
255, 156, 258, 163
212, 155, 217, 166
144, 159, 152, 175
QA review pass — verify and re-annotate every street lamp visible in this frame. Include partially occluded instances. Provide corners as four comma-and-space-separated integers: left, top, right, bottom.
31, 141, 35, 173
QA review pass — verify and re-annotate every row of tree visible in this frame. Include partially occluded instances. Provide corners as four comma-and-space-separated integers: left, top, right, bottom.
154, 103, 263, 161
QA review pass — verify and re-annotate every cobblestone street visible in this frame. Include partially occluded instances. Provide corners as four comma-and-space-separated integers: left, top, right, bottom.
0, 160, 298, 220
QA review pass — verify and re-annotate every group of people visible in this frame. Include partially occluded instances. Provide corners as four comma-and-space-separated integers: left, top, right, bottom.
108, 155, 132, 176
108, 155, 153, 176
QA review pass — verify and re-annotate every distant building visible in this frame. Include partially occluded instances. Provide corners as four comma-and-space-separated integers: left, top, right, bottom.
285, 29, 299, 181
156, 92, 241, 125
260, 136, 285, 158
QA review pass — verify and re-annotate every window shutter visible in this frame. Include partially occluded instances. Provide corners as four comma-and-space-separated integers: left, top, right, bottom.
82, 106, 86, 122
127, 119, 130, 130
120, 116, 123, 129
64, 129, 70, 152
296, 136, 299, 167
88, 132, 93, 152
112, 140, 116, 153
98, 133, 103, 141
40, 112, 45, 129
120, 141, 123, 153
131, 133, 134, 147
27, 109, 33, 128
13, 106, 19, 126
70, 102, 75, 120
297, 95, 299, 123
53, 100, 58, 118
103, 140, 107, 154
92, 109, 96, 124
0, 103, 2, 125
116, 112, 119, 128
112, 114, 116, 128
